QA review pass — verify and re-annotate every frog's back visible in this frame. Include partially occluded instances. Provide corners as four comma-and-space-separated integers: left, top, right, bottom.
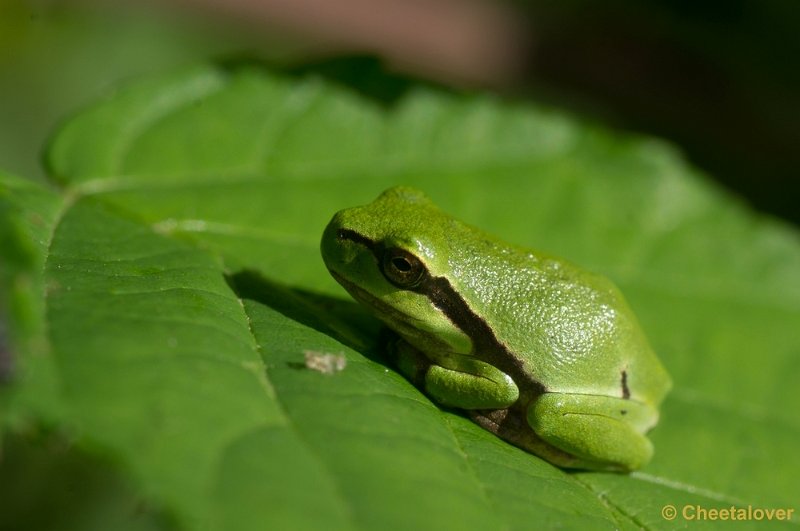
447, 234, 670, 405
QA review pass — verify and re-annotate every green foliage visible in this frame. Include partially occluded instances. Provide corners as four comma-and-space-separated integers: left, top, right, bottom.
1, 65, 798, 530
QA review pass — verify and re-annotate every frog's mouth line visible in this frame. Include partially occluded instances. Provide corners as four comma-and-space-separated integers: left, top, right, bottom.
328, 268, 421, 324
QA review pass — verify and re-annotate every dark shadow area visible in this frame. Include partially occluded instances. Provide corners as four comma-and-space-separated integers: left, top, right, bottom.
219, 54, 435, 108
282, 55, 431, 106
0, 428, 177, 531
225, 269, 389, 365
524, 1, 800, 225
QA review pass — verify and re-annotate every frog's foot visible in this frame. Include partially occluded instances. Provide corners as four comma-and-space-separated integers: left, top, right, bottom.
527, 393, 658, 471
391, 338, 519, 410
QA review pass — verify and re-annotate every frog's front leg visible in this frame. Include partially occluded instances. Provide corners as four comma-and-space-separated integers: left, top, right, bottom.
392, 339, 519, 410
527, 393, 658, 471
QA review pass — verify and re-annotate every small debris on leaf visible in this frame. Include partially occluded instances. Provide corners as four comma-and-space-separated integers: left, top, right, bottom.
303, 350, 347, 375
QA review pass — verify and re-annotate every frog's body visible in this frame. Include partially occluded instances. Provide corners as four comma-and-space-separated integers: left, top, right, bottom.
321, 187, 671, 471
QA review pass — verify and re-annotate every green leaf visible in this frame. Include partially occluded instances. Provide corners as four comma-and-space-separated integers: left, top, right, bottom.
2, 65, 799, 530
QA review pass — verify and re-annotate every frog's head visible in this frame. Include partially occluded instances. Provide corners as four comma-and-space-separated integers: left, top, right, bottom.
321, 186, 471, 353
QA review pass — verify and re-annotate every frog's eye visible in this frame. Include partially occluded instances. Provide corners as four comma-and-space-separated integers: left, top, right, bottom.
381, 248, 426, 289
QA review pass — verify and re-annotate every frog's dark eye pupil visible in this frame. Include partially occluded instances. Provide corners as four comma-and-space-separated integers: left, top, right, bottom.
392, 257, 412, 272
382, 248, 425, 288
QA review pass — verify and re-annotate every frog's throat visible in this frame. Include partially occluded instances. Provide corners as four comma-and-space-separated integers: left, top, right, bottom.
334, 229, 547, 401
329, 269, 454, 354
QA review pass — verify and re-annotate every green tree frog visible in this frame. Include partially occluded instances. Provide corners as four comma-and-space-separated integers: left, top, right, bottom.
321, 187, 671, 471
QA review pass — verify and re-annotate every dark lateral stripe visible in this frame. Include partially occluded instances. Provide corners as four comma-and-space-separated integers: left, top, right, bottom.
338, 228, 377, 250
415, 275, 546, 398
337, 228, 546, 399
